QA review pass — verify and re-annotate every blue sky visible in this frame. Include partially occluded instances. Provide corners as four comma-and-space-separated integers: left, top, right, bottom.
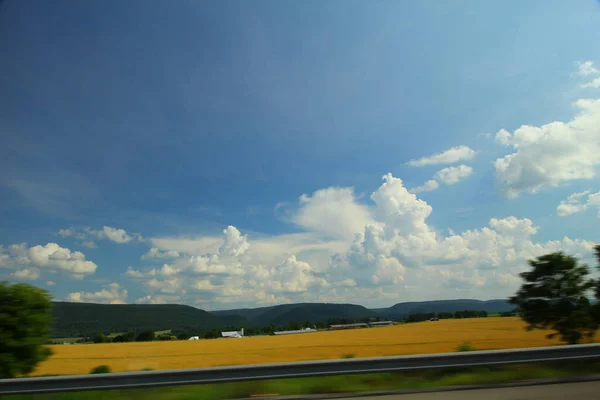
1, 0, 600, 310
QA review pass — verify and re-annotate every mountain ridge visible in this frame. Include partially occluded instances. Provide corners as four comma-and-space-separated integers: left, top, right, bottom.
50, 298, 514, 338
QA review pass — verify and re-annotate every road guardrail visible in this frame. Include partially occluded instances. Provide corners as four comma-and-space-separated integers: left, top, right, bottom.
1, 343, 600, 395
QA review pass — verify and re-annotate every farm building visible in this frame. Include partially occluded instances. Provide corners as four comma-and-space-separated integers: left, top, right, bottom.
221, 328, 244, 338
188, 336, 200, 340
273, 328, 317, 335
328, 323, 369, 330
368, 321, 393, 327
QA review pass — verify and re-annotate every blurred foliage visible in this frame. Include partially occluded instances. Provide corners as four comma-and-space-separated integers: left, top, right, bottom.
0, 281, 54, 378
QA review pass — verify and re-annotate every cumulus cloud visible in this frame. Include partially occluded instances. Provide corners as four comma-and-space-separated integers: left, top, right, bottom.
141, 247, 180, 260
219, 226, 250, 257
583, 78, 600, 89
29, 243, 97, 275
135, 172, 594, 309
493, 98, 600, 198
577, 61, 600, 88
407, 145, 477, 167
57, 226, 143, 246
410, 165, 473, 194
557, 190, 600, 217
124, 266, 145, 278
434, 165, 474, 185
100, 226, 137, 243
0, 242, 97, 279
11, 268, 40, 280
135, 294, 180, 305
86, 226, 142, 243
291, 187, 374, 240
265, 255, 328, 293
127, 226, 328, 306
578, 61, 600, 76
324, 174, 595, 301
67, 283, 128, 304
410, 179, 439, 194
57, 229, 73, 237
46, 281, 56, 286
117, 160, 596, 309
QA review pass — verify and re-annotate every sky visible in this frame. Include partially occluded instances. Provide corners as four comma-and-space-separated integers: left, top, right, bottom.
1, 0, 600, 310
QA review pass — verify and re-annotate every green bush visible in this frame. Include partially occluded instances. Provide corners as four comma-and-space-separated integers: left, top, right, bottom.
136, 329, 155, 342
456, 342, 475, 352
90, 365, 111, 374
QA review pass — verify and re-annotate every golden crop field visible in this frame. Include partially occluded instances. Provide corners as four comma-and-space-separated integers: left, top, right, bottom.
32, 317, 575, 376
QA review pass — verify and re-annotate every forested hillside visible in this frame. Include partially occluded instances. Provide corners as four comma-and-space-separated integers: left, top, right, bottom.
372, 299, 513, 319
51, 299, 514, 338
51, 302, 249, 338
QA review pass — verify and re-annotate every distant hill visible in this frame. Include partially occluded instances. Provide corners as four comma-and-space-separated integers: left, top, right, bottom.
51, 298, 514, 338
213, 299, 513, 325
51, 302, 249, 338
213, 303, 378, 326
372, 299, 513, 319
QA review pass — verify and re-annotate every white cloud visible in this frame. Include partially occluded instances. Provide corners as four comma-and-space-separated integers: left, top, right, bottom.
99, 226, 137, 243
582, 78, 600, 89
324, 174, 595, 300
11, 268, 40, 280
577, 61, 600, 76
133, 172, 593, 308
57, 226, 143, 246
434, 165, 473, 185
410, 179, 439, 194
118, 171, 595, 309
557, 190, 600, 217
28, 243, 97, 276
291, 187, 374, 240
267, 255, 328, 293
46, 280, 56, 286
67, 283, 128, 304
124, 266, 145, 278
409, 165, 473, 194
135, 294, 180, 304
0, 242, 97, 278
219, 226, 250, 257
493, 98, 600, 198
141, 247, 180, 260
82, 241, 97, 249
57, 229, 73, 237
407, 145, 477, 167
577, 61, 600, 88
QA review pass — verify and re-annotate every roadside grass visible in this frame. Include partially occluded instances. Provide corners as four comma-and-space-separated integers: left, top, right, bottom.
4, 360, 600, 400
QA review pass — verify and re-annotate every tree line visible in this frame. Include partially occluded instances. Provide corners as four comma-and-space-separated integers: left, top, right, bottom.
82, 310, 496, 343
402, 309, 492, 323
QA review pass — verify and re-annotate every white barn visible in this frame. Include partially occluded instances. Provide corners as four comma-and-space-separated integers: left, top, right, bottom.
273, 328, 317, 335
221, 328, 244, 338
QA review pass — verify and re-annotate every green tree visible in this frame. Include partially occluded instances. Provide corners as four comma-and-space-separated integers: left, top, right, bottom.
93, 332, 107, 343
594, 245, 600, 300
592, 245, 600, 325
135, 329, 155, 342
509, 252, 596, 344
0, 282, 54, 378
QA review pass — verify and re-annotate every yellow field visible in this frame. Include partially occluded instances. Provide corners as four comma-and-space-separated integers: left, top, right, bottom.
33, 318, 573, 376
